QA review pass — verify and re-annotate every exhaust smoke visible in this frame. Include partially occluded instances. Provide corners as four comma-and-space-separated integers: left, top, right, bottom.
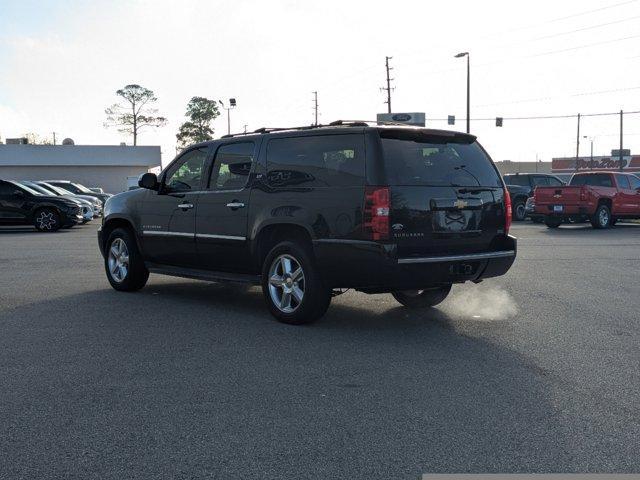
444, 284, 518, 321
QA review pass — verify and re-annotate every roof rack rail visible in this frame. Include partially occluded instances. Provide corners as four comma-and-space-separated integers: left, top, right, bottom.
218, 119, 416, 139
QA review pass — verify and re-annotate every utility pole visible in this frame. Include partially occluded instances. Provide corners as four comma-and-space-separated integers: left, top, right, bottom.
575, 113, 581, 172
619, 110, 624, 171
454, 52, 470, 133
52, 132, 57, 145
243, 124, 248, 134
380, 56, 394, 113
312, 91, 318, 126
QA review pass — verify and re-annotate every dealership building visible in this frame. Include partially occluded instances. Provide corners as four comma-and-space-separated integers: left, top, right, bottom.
0, 144, 161, 194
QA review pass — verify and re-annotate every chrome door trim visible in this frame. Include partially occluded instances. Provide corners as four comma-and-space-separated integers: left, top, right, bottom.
142, 231, 194, 238
195, 233, 246, 241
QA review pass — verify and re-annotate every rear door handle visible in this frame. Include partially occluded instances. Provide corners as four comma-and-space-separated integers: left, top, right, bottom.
178, 203, 194, 210
226, 201, 245, 210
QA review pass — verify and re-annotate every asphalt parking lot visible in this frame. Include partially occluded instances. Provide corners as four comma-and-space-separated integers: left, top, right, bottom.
1, 221, 639, 479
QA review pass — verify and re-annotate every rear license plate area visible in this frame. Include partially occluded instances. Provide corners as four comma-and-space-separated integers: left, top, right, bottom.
553, 205, 563, 213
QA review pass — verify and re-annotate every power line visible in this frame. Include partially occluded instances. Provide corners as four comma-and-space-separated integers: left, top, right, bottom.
476, 86, 640, 108
530, 14, 640, 41
429, 109, 640, 122
525, 33, 640, 59
547, 0, 638, 24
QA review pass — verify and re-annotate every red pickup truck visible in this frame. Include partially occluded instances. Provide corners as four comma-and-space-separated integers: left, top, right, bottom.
534, 172, 640, 228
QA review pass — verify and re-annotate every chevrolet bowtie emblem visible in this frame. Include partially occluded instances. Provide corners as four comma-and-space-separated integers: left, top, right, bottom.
453, 199, 468, 209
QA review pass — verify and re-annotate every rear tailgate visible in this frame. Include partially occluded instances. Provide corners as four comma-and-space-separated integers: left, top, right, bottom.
534, 186, 583, 214
379, 129, 508, 257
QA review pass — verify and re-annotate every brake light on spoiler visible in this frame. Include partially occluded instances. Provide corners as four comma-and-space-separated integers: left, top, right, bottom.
364, 186, 390, 240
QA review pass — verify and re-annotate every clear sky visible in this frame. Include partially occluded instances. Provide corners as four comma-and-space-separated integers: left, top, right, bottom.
1, 0, 639, 165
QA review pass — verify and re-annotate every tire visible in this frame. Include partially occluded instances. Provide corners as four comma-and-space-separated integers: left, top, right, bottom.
33, 208, 61, 232
392, 285, 452, 308
513, 200, 526, 221
545, 217, 562, 229
261, 241, 331, 325
590, 204, 611, 229
105, 227, 149, 291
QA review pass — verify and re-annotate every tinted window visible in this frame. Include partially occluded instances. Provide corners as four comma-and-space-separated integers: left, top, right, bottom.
503, 175, 529, 187
570, 174, 613, 187
209, 142, 255, 191
51, 182, 79, 193
548, 177, 563, 186
531, 176, 550, 187
267, 134, 365, 187
164, 147, 208, 192
381, 133, 501, 187
0, 182, 17, 195
629, 175, 640, 190
615, 174, 631, 189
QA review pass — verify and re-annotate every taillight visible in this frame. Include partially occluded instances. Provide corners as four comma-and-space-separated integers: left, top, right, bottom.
364, 186, 390, 240
504, 188, 512, 235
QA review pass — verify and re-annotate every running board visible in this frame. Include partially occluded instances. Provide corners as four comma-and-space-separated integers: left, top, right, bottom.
145, 263, 261, 285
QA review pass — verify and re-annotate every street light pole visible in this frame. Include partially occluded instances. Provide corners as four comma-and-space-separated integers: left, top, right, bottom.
455, 52, 470, 133
218, 98, 236, 135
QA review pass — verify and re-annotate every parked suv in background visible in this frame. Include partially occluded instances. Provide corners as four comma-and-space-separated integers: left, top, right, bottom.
0, 180, 83, 231
98, 123, 516, 324
502, 173, 565, 221
44, 180, 112, 205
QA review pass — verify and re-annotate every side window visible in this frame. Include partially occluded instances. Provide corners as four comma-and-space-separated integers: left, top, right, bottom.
208, 142, 255, 191
549, 177, 563, 186
164, 147, 208, 192
504, 175, 529, 187
615, 174, 631, 190
266, 134, 365, 188
531, 176, 550, 187
629, 175, 640, 190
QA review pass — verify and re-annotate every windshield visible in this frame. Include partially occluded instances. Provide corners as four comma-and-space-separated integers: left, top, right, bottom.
71, 182, 93, 193
569, 174, 613, 187
380, 134, 502, 187
22, 182, 54, 195
41, 183, 74, 195
10, 181, 42, 196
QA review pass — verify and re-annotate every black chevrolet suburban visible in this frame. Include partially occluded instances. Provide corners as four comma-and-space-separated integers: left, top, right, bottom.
98, 123, 516, 324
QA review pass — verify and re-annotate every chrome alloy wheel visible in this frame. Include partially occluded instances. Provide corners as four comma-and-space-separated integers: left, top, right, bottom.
36, 211, 56, 230
107, 238, 129, 283
599, 207, 609, 227
268, 254, 305, 313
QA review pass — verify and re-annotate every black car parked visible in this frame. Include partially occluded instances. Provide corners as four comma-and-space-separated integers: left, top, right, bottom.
98, 123, 516, 324
0, 180, 83, 231
503, 173, 565, 221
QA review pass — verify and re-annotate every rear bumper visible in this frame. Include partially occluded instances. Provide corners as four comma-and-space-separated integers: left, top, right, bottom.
314, 235, 517, 292
535, 204, 593, 216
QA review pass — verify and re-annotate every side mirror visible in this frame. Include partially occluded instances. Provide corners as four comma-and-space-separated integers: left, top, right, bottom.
138, 173, 159, 191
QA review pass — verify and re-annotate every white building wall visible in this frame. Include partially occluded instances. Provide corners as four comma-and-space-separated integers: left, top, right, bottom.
0, 165, 154, 193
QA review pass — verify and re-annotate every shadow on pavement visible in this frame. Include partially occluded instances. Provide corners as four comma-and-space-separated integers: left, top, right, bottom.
0, 280, 599, 479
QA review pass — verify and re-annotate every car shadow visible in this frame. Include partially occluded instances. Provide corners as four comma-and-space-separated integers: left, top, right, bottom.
0, 280, 601, 476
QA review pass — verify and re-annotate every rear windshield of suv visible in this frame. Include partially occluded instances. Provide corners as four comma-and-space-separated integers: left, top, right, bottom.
380, 131, 501, 187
